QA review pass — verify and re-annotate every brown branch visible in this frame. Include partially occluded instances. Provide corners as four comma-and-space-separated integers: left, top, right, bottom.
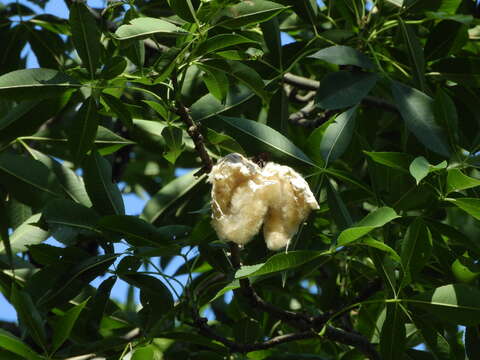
172, 76, 213, 175
228, 243, 381, 360
284, 72, 398, 114
193, 313, 316, 353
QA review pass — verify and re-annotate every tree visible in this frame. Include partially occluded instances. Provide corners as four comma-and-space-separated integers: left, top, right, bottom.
1, 0, 480, 358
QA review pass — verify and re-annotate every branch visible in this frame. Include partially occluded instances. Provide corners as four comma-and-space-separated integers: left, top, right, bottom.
228, 243, 381, 360
284, 73, 398, 114
193, 313, 316, 353
172, 76, 213, 175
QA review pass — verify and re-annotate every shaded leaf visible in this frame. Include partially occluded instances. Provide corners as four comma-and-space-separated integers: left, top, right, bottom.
316, 72, 378, 110
84, 150, 125, 216
364, 151, 412, 173
70, 1, 101, 76
202, 60, 268, 102
0, 152, 62, 208
68, 97, 99, 165
51, 298, 89, 353
465, 326, 480, 360
411, 284, 480, 325
162, 126, 184, 164
43, 199, 100, 235
380, 303, 406, 360
391, 82, 450, 157
101, 93, 132, 127
11, 285, 47, 350
425, 20, 467, 61
0, 68, 78, 100
399, 19, 426, 90
215, 116, 315, 167
400, 218, 432, 284
142, 169, 205, 223
0, 329, 43, 360
309, 45, 374, 69
0, 214, 48, 254
320, 106, 357, 165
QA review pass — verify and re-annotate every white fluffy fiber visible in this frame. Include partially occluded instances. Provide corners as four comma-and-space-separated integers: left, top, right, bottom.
208, 153, 319, 250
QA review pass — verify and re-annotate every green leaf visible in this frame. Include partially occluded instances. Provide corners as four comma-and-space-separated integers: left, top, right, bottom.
29, 149, 92, 207
86, 275, 116, 333
434, 88, 459, 147
70, 1, 101, 76
202, 60, 268, 102
409, 156, 447, 185
425, 20, 467, 61
215, 116, 315, 167
168, 0, 197, 22
431, 58, 480, 86
345, 236, 401, 263
320, 106, 357, 165
114, 17, 188, 40
68, 97, 99, 165
400, 218, 432, 284
446, 198, 480, 220
84, 150, 125, 216
214, 0, 288, 28
0, 152, 62, 208
235, 250, 329, 278
0, 214, 48, 254
11, 285, 47, 350
364, 151, 412, 173
98, 215, 184, 248
0, 68, 78, 100
316, 72, 378, 110
391, 81, 450, 157
0, 100, 41, 131
101, 93, 133, 127
380, 303, 406, 360
326, 180, 353, 231
162, 126, 184, 164
414, 317, 451, 360
51, 298, 89, 353
43, 199, 100, 235
154, 46, 188, 83
142, 169, 205, 223
309, 45, 374, 70
100, 56, 127, 80
199, 65, 229, 102
209, 279, 240, 303
191, 84, 253, 121
398, 19, 426, 91
411, 284, 480, 325
196, 34, 258, 56
0, 329, 43, 360
446, 169, 480, 194
337, 207, 400, 246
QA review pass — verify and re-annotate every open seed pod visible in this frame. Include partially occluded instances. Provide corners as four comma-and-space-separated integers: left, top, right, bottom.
208, 153, 319, 250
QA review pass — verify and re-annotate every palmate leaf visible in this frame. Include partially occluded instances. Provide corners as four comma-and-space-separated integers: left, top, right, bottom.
0, 214, 49, 254
213, 0, 288, 28
309, 45, 374, 69
0, 329, 43, 360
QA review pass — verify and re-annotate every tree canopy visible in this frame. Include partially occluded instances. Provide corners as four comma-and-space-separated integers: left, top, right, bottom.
1, 0, 480, 359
